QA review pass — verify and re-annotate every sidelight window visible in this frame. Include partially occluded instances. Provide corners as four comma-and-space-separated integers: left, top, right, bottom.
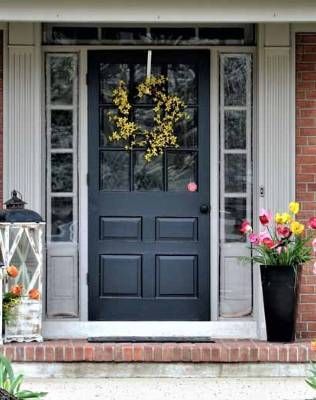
219, 53, 253, 318
46, 53, 78, 243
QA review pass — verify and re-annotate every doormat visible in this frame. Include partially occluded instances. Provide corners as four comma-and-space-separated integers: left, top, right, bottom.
87, 337, 215, 343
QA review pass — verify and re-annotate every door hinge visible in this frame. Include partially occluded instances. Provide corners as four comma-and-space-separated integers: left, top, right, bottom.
259, 185, 265, 197
86, 73, 89, 85
86, 272, 89, 286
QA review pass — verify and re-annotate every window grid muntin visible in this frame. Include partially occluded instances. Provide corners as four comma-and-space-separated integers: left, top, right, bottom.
46, 52, 79, 243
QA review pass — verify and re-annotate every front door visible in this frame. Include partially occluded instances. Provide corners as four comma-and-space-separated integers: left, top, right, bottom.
88, 50, 210, 320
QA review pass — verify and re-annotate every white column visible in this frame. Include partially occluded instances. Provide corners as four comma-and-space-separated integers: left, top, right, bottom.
258, 23, 294, 214
5, 23, 42, 213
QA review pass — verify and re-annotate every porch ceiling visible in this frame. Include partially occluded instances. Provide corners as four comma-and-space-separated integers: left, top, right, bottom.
0, 0, 316, 23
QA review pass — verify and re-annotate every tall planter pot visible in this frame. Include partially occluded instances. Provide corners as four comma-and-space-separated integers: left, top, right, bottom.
260, 265, 299, 343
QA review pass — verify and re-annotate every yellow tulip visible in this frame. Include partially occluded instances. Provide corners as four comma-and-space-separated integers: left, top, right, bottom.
282, 213, 292, 224
289, 201, 300, 215
290, 221, 305, 235
275, 213, 284, 224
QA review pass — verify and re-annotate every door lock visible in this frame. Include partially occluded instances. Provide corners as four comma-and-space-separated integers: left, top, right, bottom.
200, 204, 210, 214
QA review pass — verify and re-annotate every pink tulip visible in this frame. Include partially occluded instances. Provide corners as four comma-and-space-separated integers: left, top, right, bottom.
309, 217, 316, 229
240, 220, 252, 234
277, 226, 291, 238
262, 237, 275, 249
249, 233, 259, 245
313, 261, 316, 275
259, 209, 272, 225
259, 231, 271, 243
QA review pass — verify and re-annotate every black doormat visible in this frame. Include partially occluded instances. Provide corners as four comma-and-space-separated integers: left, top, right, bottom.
87, 336, 215, 343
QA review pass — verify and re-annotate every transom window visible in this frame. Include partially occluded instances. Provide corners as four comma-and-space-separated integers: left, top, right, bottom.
43, 24, 255, 46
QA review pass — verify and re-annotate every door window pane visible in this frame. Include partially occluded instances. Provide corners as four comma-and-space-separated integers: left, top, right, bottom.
167, 151, 197, 191
51, 153, 73, 192
100, 151, 130, 191
51, 197, 73, 242
223, 56, 248, 106
175, 107, 198, 148
51, 110, 73, 149
224, 110, 246, 150
100, 107, 125, 147
133, 152, 163, 191
224, 154, 247, 193
99, 63, 130, 104
224, 198, 246, 243
168, 64, 197, 104
133, 64, 162, 103
49, 56, 75, 105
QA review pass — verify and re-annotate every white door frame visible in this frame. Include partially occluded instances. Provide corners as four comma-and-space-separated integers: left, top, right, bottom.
41, 43, 257, 339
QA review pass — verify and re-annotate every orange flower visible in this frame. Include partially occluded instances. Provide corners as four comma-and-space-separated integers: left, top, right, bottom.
28, 288, 40, 300
311, 340, 316, 352
10, 284, 23, 296
6, 265, 19, 278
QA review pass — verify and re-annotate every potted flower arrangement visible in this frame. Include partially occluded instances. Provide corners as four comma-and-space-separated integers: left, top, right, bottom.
3, 265, 42, 343
240, 201, 316, 342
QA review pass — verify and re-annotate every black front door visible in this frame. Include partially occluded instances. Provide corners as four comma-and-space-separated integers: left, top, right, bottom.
88, 50, 210, 320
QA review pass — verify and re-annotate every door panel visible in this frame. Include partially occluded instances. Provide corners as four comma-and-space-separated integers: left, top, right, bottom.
88, 50, 210, 320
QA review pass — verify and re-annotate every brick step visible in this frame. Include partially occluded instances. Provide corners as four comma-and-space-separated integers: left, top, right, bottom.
1, 340, 316, 363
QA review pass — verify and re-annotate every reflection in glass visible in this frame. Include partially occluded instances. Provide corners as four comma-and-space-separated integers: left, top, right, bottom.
100, 108, 125, 147
175, 107, 197, 148
51, 197, 73, 242
224, 57, 248, 106
51, 153, 73, 192
224, 110, 246, 149
50, 56, 75, 105
224, 154, 247, 193
224, 198, 246, 242
100, 151, 130, 191
134, 107, 154, 131
167, 152, 197, 191
133, 152, 163, 191
99, 63, 130, 104
168, 64, 197, 104
101, 28, 147, 44
51, 110, 73, 149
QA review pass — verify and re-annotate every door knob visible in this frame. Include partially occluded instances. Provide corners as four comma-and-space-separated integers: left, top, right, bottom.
200, 204, 210, 214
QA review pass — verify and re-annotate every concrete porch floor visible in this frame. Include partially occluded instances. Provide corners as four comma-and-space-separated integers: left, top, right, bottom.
22, 377, 316, 400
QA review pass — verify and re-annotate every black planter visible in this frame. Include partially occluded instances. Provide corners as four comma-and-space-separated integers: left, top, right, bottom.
260, 265, 299, 343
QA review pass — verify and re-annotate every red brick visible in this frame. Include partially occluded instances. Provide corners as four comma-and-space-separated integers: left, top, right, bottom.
122, 345, 133, 362
133, 345, 144, 362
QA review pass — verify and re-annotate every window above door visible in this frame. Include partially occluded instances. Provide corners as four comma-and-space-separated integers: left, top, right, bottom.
43, 24, 255, 46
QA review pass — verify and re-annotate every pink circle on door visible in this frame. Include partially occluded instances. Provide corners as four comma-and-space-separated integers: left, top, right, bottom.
187, 182, 198, 192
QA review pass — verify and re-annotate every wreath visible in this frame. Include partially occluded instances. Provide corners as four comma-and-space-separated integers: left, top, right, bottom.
108, 75, 189, 162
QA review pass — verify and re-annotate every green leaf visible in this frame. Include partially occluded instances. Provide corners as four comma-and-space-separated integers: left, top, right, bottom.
11, 374, 24, 394
16, 390, 48, 399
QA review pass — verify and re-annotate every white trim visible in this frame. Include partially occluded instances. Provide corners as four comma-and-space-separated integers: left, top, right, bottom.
0, 1, 316, 23
43, 320, 257, 339
41, 44, 257, 338
79, 48, 88, 320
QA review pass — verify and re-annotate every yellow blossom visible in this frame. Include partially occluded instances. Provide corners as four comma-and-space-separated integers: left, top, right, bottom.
290, 221, 305, 235
275, 212, 292, 224
289, 201, 300, 215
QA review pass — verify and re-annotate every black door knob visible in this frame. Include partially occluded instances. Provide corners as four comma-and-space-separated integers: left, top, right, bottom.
200, 204, 210, 214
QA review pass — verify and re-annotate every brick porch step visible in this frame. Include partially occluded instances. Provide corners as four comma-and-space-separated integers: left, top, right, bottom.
1, 340, 315, 363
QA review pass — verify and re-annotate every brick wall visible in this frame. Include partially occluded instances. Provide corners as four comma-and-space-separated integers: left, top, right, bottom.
296, 33, 316, 339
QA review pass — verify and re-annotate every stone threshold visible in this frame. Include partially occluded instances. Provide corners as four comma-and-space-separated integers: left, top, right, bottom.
1, 340, 315, 363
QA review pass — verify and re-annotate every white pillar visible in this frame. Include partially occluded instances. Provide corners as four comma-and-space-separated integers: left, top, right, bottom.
5, 23, 42, 213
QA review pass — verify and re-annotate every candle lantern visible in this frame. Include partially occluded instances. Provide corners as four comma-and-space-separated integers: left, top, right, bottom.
0, 190, 45, 343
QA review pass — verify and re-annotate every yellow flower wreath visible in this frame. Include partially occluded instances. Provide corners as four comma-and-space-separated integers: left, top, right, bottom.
108, 75, 189, 162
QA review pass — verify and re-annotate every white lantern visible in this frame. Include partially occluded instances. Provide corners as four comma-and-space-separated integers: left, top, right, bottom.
0, 190, 45, 343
